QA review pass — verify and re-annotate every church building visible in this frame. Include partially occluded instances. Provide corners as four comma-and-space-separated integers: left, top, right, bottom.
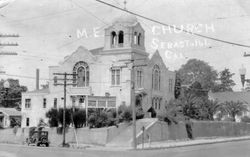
21, 13, 176, 127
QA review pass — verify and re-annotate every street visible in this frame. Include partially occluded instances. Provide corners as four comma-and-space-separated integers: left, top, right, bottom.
0, 140, 250, 157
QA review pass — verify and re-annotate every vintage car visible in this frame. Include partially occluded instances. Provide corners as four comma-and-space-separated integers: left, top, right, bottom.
26, 127, 50, 147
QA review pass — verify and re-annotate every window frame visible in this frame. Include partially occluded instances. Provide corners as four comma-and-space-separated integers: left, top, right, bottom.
53, 98, 57, 108
169, 78, 173, 92
73, 61, 90, 87
152, 65, 161, 91
43, 98, 47, 108
118, 31, 124, 47
111, 31, 117, 47
26, 117, 30, 127
25, 99, 31, 109
136, 69, 143, 88
111, 68, 121, 86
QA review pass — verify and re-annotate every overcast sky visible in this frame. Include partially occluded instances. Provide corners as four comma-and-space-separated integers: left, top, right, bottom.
1, 0, 250, 91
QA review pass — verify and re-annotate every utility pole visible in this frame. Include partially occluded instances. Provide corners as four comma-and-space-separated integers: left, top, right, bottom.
120, 56, 147, 149
53, 72, 76, 147
129, 59, 136, 149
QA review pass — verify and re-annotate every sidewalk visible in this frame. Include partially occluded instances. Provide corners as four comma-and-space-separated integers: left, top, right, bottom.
1, 136, 250, 151
70, 136, 250, 151
136, 136, 250, 150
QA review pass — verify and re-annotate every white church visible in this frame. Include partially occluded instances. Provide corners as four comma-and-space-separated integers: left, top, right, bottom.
21, 13, 176, 128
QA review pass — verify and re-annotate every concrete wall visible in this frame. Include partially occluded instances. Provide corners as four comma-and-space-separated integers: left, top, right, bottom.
191, 121, 250, 138
1, 121, 250, 146
136, 121, 188, 144
136, 121, 250, 145
0, 123, 130, 146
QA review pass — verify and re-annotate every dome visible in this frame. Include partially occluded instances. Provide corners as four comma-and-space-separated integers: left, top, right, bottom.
112, 12, 138, 25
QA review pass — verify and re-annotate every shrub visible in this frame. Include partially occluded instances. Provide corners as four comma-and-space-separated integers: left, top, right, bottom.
46, 108, 73, 127
118, 104, 132, 122
58, 108, 72, 127
87, 109, 117, 128
73, 109, 86, 128
118, 104, 144, 122
46, 108, 59, 127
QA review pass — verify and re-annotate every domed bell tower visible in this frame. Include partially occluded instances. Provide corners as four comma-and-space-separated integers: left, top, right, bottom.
102, 13, 146, 54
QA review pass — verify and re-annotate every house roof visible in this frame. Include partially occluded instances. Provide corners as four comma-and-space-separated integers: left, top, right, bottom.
0, 108, 22, 116
209, 91, 250, 104
25, 88, 50, 94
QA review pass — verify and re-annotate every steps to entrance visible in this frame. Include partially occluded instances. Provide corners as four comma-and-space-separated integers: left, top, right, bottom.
106, 118, 157, 147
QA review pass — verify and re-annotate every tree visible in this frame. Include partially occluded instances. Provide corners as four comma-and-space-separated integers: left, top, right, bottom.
178, 82, 222, 120
203, 99, 223, 120
222, 101, 248, 122
0, 79, 27, 108
177, 59, 217, 90
212, 68, 236, 92
174, 72, 181, 99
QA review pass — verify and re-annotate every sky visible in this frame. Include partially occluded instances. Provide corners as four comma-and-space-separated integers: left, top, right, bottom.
1, 0, 250, 91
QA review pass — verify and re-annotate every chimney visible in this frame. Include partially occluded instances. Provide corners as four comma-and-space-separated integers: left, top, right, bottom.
36, 69, 39, 90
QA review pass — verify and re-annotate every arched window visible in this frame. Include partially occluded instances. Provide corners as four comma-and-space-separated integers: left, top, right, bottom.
111, 31, 117, 47
118, 31, 124, 47
152, 65, 160, 91
134, 32, 137, 44
138, 33, 141, 45
73, 61, 89, 87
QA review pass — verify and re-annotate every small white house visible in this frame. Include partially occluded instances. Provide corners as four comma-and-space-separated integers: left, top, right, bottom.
0, 108, 22, 128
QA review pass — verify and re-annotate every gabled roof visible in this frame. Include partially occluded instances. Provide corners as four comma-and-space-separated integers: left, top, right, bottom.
0, 108, 21, 116
60, 46, 97, 65
209, 91, 250, 104
149, 50, 169, 70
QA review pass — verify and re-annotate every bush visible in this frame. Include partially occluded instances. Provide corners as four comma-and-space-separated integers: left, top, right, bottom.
46, 108, 77, 127
73, 109, 86, 128
118, 104, 132, 122
88, 109, 117, 128
46, 108, 59, 127
118, 104, 144, 122
58, 108, 72, 127
46, 108, 118, 129
241, 116, 250, 123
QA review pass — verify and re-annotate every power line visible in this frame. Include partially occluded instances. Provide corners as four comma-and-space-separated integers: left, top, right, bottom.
5, 9, 76, 25
95, 0, 250, 49
69, 0, 108, 25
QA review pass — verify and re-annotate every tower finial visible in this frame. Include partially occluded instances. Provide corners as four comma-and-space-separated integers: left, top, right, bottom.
123, 0, 127, 10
